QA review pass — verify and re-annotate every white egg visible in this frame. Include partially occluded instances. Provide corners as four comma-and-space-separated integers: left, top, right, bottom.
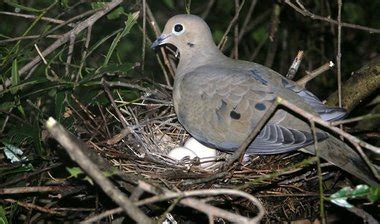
168, 147, 196, 161
184, 138, 217, 167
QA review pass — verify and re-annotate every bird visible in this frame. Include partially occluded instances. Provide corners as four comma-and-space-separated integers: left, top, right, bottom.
151, 14, 378, 185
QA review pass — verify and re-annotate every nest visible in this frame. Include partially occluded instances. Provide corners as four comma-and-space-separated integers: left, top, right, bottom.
66, 81, 349, 222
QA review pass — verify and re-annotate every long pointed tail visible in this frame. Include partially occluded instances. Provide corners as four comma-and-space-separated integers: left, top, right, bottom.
301, 136, 379, 186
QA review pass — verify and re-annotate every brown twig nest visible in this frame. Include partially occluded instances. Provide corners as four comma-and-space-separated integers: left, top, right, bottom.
69, 81, 349, 222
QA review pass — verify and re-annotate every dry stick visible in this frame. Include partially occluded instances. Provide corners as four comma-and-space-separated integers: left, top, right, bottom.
201, 0, 216, 19
310, 121, 326, 224
83, 184, 265, 224
145, 3, 175, 78
138, 181, 265, 224
0, 186, 76, 195
238, 0, 258, 42
218, 0, 246, 49
3, 198, 64, 216
141, 0, 146, 73
34, 44, 59, 79
0, 35, 61, 44
336, 0, 343, 109
0, 0, 123, 92
276, 97, 380, 179
81, 207, 123, 223
45, 117, 153, 224
232, 0, 240, 59
0, 11, 74, 27
297, 61, 334, 86
331, 114, 380, 126
284, 0, 380, 33
223, 101, 279, 169
286, 50, 304, 80
102, 80, 128, 129
65, 33, 76, 77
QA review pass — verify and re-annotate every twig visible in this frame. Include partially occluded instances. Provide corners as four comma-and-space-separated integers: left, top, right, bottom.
201, 0, 216, 19
138, 181, 265, 224
331, 114, 380, 126
276, 97, 380, 155
45, 117, 153, 224
82, 181, 266, 224
102, 79, 128, 129
3, 198, 64, 216
0, 11, 74, 27
232, 0, 240, 59
146, 3, 175, 78
310, 121, 326, 224
275, 97, 380, 181
217, 0, 246, 48
336, 0, 343, 110
297, 61, 334, 86
0, 186, 76, 195
238, 0, 258, 42
142, 0, 146, 73
284, 0, 380, 34
66, 33, 76, 77
0, 35, 61, 44
0, 0, 123, 92
286, 50, 304, 80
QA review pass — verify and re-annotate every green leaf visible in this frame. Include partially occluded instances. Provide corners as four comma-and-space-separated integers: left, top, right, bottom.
0, 205, 9, 224
11, 59, 19, 94
103, 11, 139, 66
369, 187, 380, 203
330, 186, 354, 208
66, 167, 84, 178
107, 6, 125, 20
3, 143, 26, 163
90, 2, 106, 10
329, 185, 380, 208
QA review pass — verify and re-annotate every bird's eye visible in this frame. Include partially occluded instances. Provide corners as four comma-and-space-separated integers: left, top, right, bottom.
172, 24, 185, 35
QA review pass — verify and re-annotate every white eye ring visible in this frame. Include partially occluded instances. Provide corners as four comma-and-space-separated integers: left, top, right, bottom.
172, 23, 185, 35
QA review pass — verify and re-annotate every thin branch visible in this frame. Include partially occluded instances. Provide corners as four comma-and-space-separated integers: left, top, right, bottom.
297, 61, 334, 86
284, 0, 380, 33
0, 0, 123, 92
0, 11, 74, 27
45, 117, 153, 224
337, 0, 343, 109
218, 0, 246, 48
286, 50, 304, 80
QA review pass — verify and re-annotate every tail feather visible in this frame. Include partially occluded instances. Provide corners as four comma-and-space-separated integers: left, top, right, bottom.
300, 135, 379, 186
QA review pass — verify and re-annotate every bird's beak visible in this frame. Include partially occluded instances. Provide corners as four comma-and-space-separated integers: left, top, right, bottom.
151, 33, 171, 49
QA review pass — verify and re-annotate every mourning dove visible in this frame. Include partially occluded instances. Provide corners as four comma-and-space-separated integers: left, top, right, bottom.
151, 14, 378, 185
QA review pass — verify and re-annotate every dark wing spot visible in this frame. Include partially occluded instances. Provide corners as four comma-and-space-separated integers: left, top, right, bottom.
255, 103, 266, 111
230, 110, 241, 120
187, 42, 195, 47
281, 78, 289, 86
250, 69, 268, 86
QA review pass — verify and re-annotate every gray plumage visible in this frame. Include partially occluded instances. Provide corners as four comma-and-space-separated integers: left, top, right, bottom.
151, 14, 378, 185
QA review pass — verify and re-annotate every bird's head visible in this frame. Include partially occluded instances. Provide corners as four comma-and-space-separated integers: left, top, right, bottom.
151, 14, 216, 56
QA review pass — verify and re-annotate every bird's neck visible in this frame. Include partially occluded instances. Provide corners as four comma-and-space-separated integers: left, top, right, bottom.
176, 44, 227, 76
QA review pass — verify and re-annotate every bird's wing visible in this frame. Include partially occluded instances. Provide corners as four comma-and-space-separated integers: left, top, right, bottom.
278, 74, 347, 121
178, 66, 326, 154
